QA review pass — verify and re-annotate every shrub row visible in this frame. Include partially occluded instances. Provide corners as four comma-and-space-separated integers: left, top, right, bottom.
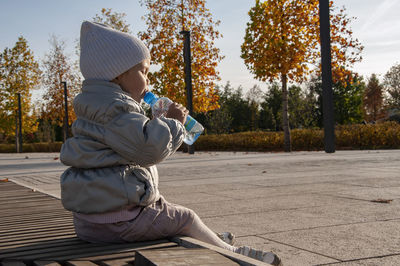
0, 142, 63, 153
194, 121, 400, 151
1, 122, 399, 153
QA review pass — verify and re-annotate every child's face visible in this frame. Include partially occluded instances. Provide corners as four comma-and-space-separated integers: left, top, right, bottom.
113, 59, 150, 102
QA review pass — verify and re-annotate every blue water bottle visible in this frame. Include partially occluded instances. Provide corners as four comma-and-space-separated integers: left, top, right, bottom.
143, 92, 204, 145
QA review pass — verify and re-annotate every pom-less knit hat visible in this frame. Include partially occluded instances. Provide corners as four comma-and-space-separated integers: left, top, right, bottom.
80, 21, 150, 81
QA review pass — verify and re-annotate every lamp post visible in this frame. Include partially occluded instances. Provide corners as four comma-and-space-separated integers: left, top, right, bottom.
61, 81, 69, 141
319, 0, 335, 153
180, 30, 195, 154
16, 93, 22, 153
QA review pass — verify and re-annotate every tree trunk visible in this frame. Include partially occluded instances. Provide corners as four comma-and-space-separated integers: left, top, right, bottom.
281, 74, 291, 152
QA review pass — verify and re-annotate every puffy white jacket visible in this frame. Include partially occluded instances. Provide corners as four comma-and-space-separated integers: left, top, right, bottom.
60, 80, 184, 214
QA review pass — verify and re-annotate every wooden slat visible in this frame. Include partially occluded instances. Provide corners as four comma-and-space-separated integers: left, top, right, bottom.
0, 228, 76, 243
0, 182, 245, 266
73, 242, 178, 261
0, 260, 27, 266
33, 261, 62, 266
0, 194, 49, 201
95, 258, 133, 266
0, 213, 72, 225
0, 183, 28, 190
0, 224, 75, 237
0, 220, 74, 233
0, 207, 66, 217
0, 202, 59, 211
0, 209, 69, 218
171, 236, 271, 266
0, 242, 99, 260
0, 202, 63, 211
43, 241, 176, 261
0, 237, 82, 252
95, 248, 185, 266
65, 262, 98, 266
0, 234, 77, 249
135, 248, 239, 265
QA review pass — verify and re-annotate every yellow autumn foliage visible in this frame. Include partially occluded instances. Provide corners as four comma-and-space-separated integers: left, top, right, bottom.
241, 0, 363, 84
193, 122, 400, 151
0, 36, 41, 137
139, 0, 223, 112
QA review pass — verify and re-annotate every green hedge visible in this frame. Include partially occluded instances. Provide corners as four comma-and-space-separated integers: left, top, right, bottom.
0, 142, 62, 153
1, 122, 399, 153
193, 121, 400, 151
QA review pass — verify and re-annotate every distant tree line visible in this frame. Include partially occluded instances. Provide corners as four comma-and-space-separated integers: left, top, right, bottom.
1, 3, 400, 146
194, 69, 400, 135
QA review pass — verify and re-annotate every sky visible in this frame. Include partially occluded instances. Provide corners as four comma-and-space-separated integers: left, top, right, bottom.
1, 0, 400, 99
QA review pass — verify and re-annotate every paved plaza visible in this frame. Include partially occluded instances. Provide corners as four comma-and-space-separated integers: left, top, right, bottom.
1, 149, 400, 265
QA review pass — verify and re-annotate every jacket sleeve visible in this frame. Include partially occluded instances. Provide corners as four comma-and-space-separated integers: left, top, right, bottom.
103, 111, 185, 167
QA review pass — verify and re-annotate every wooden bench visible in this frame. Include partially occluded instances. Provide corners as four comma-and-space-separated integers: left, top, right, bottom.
0, 180, 266, 266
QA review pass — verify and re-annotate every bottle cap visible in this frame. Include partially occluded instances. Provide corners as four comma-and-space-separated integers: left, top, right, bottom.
143, 91, 157, 105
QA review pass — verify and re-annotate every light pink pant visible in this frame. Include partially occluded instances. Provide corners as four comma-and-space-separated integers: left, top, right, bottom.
73, 196, 236, 252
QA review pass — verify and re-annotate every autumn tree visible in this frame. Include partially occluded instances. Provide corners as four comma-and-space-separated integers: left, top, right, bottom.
384, 63, 400, 109
333, 72, 364, 124
93, 8, 131, 33
363, 74, 385, 122
246, 85, 263, 131
262, 83, 282, 131
204, 84, 233, 134
260, 83, 318, 130
0, 36, 41, 139
139, 0, 223, 112
241, 0, 363, 151
287, 85, 314, 129
41, 36, 80, 140
308, 72, 364, 126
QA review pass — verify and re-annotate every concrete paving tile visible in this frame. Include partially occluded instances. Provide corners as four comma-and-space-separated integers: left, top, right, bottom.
183, 194, 353, 218
250, 174, 375, 187
234, 235, 339, 266
203, 182, 366, 200
11, 179, 61, 199
160, 191, 231, 205
159, 182, 257, 194
333, 177, 400, 189
310, 199, 400, 222
320, 187, 400, 201
325, 255, 400, 265
158, 163, 276, 182
262, 220, 400, 261
0, 153, 66, 178
157, 151, 396, 183
200, 198, 400, 237
201, 207, 348, 236
159, 173, 269, 187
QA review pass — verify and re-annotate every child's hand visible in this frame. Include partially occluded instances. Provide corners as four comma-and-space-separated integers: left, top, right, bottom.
166, 103, 189, 125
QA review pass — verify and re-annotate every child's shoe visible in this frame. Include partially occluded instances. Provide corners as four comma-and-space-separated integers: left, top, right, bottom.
216, 231, 236, 245
236, 246, 282, 266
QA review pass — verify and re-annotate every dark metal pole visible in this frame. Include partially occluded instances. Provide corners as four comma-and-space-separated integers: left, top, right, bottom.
180, 30, 194, 154
17, 93, 22, 153
15, 111, 19, 153
319, 0, 335, 153
61, 81, 69, 141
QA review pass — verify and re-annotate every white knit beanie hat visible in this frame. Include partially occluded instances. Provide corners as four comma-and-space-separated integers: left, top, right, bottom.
80, 21, 150, 80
